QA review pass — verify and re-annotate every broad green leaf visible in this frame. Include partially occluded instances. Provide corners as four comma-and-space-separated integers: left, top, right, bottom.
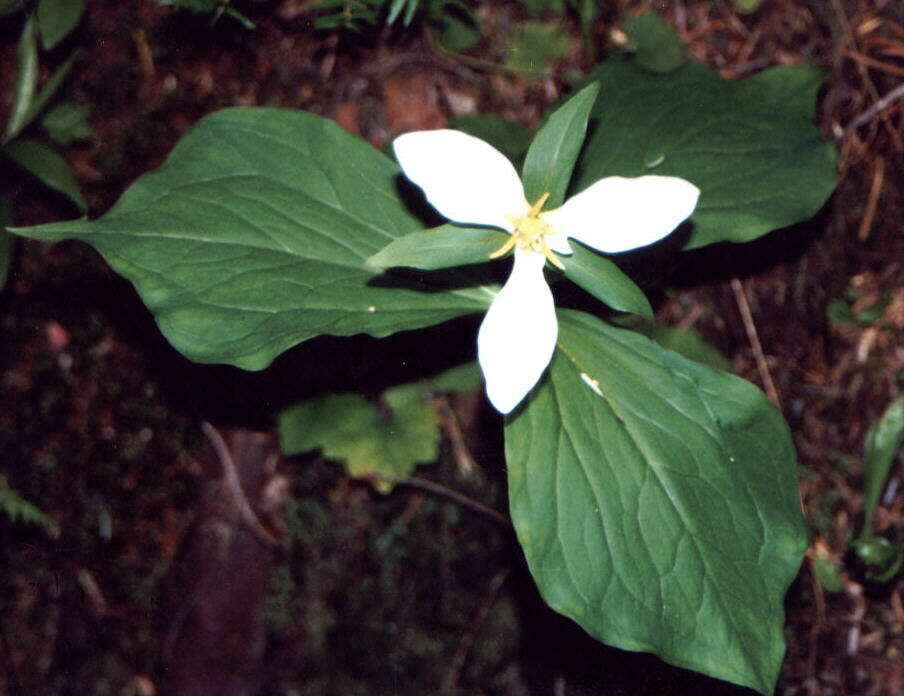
278, 382, 439, 492
522, 81, 599, 207
447, 114, 532, 165
0, 201, 11, 291
2, 139, 86, 210
41, 101, 92, 145
506, 310, 805, 694
649, 323, 732, 371
37, 0, 85, 49
560, 241, 652, 319
574, 61, 836, 249
4, 14, 38, 143
859, 393, 904, 539
10, 108, 493, 370
367, 224, 506, 271
623, 13, 687, 73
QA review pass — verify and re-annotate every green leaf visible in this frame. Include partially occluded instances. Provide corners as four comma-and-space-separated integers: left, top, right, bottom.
560, 241, 652, 319
504, 20, 571, 77
366, 223, 506, 271
506, 310, 805, 694
447, 114, 532, 165
41, 101, 92, 145
278, 382, 439, 492
7, 53, 77, 143
811, 555, 844, 594
4, 14, 39, 143
427, 361, 482, 393
859, 393, 904, 539
0, 201, 12, 291
522, 81, 599, 207
649, 323, 732, 372
0, 477, 59, 534
622, 13, 687, 73
2, 139, 86, 210
10, 108, 493, 370
574, 61, 837, 249
732, 0, 762, 13
37, 0, 85, 49
438, 11, 480, 53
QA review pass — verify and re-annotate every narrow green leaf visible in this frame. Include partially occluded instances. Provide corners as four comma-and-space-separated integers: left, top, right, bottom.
18, 53, 77, 137
0, 478, 59, 534
623, 13, 687, 73
2, 139, 86, 210
40, 100, 92, 145
574, 61, 837, 249
561, 241, 652, 319
278, 382, 439, 492
37, 0, 85, 49
367, 223, 506, 271
10, 108, 493, 370
506, 310, 805, 694
0, 201, 12, 291
448, 114, 532, 165
4, 14, 39, 143
522, 81, 599, 208
859, 393, 904, 539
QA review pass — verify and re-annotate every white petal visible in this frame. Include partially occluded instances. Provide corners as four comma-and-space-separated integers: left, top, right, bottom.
477, 249, 557, 414
394, 130, 528, 231
542, 175, 700, 253
545, 231, 573, 255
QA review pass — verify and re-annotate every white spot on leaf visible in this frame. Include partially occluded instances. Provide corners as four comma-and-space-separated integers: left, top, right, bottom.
580, 372, 604, 397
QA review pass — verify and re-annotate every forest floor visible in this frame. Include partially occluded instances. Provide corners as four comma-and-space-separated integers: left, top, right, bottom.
1, 0, 903, 694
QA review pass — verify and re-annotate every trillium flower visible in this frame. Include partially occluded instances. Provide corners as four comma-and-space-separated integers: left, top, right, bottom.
394, 129, 700, 414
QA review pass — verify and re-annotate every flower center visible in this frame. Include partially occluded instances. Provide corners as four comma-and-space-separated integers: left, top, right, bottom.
489, 192, 565, 270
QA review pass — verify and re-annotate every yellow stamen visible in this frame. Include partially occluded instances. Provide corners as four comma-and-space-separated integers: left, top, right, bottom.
489, 192, 564, 270
489, 235, 517, 259
528, 192, 550, 217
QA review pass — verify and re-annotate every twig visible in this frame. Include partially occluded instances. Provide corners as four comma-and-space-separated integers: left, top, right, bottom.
857, 157, 886, 241
201, 422, 280, 547
731, 278, 782, 408
443, 568, 510, 694
846, 83, 904, 135
435, 396, 476, 476
376, 473, 511, 527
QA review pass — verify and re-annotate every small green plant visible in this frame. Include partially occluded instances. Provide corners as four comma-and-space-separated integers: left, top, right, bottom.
154, 0, 269, 29
1, 0, 89, 290
851, 393, 904, 582
312, 0, 480, 52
